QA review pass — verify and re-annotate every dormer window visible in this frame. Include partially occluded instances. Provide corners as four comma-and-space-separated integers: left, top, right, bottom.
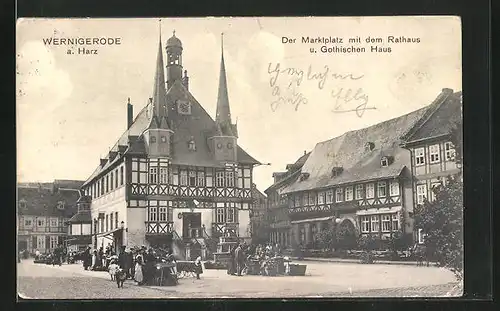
19, 199, 27, 209
331, 167, 343, 177
365, 142, 375, 152
188, 139, 196, 151
57, 201, 65, 210
299, 173, 310, 181
381, 157, 389, 167
150, 136, 157, 143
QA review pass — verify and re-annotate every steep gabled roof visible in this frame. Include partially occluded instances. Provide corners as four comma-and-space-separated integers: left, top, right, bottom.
17, 186, 79, 218
265, 152, 311, 194
67, 210, 91, 224
402, 90, 462, 143
282, 101, 432, 194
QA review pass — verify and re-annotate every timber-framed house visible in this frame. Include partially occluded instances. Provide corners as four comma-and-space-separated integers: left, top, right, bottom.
81, 32, 259, 259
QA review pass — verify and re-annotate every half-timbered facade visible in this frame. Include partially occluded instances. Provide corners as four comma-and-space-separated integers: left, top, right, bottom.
66, 193, 92, 252
249, 184, 268, 243
81, 32, 259, 259
17, 180, 82, 254
281, 89, 461, 248
264, 151, 310, 249
400, 89, 462, 244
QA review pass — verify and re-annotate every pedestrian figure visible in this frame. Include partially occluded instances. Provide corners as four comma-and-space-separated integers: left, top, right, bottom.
235, 244, 245, 276
134, 255, 144, 285
194, 256, 203, 279
227, 245, 236, 275
83, 247, 91, 270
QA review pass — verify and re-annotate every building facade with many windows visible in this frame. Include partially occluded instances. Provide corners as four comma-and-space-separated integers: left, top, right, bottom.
280, 88, 461, 248
81, 32, 259, 259
265, 151, 310, 249
17, 180, 83, 254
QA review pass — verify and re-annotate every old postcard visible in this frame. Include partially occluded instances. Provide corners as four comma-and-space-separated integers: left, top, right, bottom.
16, 16, 463, 298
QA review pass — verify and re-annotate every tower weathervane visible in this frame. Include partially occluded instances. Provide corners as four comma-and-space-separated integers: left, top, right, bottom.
173, 30, 176, 36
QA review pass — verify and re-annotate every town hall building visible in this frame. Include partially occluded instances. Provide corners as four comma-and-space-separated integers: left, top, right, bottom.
81, 31, 259, 260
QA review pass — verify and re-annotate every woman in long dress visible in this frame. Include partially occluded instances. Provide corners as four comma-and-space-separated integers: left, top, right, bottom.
91, 250, 97, 270
134, 255, 144, 285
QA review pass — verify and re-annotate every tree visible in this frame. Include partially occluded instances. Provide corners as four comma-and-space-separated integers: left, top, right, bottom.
413, 177, 463, 280
335, 221, 357, 250
314, 227, 337, 250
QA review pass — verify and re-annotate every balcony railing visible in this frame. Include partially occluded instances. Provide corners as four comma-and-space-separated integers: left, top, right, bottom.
211, 222, 239, 238
145, 221, 174, 235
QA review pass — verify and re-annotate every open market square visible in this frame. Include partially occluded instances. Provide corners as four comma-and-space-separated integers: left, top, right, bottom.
17, 258, 460, 299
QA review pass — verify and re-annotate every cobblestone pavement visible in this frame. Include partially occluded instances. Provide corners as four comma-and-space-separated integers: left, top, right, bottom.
17, 260, 461, 299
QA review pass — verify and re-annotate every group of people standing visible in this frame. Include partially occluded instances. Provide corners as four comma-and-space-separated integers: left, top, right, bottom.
227, 242, 283, 276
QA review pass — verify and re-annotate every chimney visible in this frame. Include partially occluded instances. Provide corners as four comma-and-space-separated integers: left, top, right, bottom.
182, 70, 189, 90
127, 98, 134, 129
304, 150, 307, 155
442, 88, 453, 94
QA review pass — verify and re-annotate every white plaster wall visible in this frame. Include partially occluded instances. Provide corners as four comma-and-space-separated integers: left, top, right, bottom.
238, 210, 251, 239
126, 208, 146, 248
71, 224, 81, 235
82, 223, 91, 235
91, 185, 127, 248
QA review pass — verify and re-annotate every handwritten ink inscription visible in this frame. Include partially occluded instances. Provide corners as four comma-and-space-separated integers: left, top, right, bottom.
267, 63, 375, 117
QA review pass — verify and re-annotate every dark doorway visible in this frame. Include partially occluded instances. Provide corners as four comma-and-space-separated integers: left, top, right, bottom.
18, 240, 27, 251
182, 213, 202, 238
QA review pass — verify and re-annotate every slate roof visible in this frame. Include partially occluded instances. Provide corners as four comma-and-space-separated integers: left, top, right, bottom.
17, 186, 80, 218
282, 101, 440, 194
402, 90, 462, 143
83, 43, 259, 186
265, 152, 310, 194
68, 210, 91, 224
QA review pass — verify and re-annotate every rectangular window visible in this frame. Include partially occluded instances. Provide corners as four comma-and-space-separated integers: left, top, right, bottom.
417, 184, 427, 205
160, 167, 168, 184
429, 144, 440, 163
294, 195, 301, 207
226, 208, 235, 223
302, 192, 309, 206
216, 171, 225, 187
197, 171, 205, 186
149, 207, 157, 222
389, 181, 400, 196
115, 212, 118, 228
377, 182, 387, 197
365, 183, 375, 199
110, 213, 113, 230
318, 191, 325, 204
225, 171, 235, 187
189, 171, 197, 186
50, 236, 58, 249
37, 218, 45, 227
50, 218, 57, 227
326, 190, 334, 204
335, 188, 343, 202
37, 235, 45, 249
159, 207, 167, 222
308, 193, 316, 205
115, 169, 119, 188
110, 172, 114, 190
180, 170, 188, 186
415, 147, 425, 165
106, 175, 109, 193
120, 166, 124, 186
355, 185, 363, 200
418, 228, 425, 244
381, 215, 391, 232
149, 167, 158, 184
361, 216, 370, 233
345, 186, 353, 201
24, 219, 32, 227
445, 142, 456, 161
430, 182, 442, 201
371, 215, 379, 232
392, 213, 399, 231
100, 179, 104, 195
216, 208, 225, 223
105, 214, 109, 232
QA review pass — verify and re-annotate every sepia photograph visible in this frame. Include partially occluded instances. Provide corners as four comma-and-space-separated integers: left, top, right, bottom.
16, 16, 463, 299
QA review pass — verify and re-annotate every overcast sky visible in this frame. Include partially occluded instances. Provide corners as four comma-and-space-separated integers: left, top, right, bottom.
16, 17, 461, 192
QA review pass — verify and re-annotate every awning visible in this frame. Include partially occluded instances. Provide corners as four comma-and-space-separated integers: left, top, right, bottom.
355, 206, 402, 216
291, 216, 333, 224
95, 228, 123, 239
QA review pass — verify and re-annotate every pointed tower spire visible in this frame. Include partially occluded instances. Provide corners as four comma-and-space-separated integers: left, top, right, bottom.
216, 33, 234, 136
149, 29, 169, 130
